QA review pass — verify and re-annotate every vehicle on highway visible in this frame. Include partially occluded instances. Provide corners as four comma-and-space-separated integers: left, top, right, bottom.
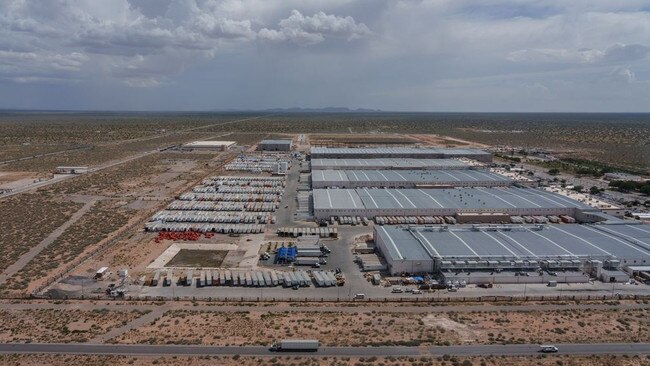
540, 345, 559, 353
270, 339, 320, 352
391, 287, 404, 293
354, 293, 365, 299
411, 289, 423, 294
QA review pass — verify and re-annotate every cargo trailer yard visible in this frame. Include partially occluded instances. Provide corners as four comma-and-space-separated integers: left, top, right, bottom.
28, 134, 649, 304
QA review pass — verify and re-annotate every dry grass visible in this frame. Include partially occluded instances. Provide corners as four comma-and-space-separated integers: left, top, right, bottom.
112, 308, 649, 347
0, 308, 147, 343
0, 193, 81, 274
0, 354, 647, 366
3, 201, 131, 294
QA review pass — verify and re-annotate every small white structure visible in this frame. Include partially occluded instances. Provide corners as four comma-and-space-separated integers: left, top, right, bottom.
56, 166, 89, 174
183, 141, 236, 151
94, 267, 109, 280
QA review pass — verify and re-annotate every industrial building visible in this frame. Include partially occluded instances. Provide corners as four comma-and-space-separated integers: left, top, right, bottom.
258, 139, 293, 151
183, 141, 236, 151
311, 169, 512, 189
310, 147, 492, 162
313, 187, 598, 220
374, 224, 650, 283
311, 158, 479, 170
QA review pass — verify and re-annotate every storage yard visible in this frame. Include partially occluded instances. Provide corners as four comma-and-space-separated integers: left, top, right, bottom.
146, 175, 285, 234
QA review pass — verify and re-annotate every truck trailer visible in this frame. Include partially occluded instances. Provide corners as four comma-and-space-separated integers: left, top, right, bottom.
270, 339, 320, 352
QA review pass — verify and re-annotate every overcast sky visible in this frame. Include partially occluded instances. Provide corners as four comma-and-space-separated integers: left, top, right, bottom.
1, 0, 649, 112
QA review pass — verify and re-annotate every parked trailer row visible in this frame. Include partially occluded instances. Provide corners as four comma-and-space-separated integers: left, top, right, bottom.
193, 186, 284, 194
202, 176, 285, 187
277, 227, 338, 238
167, 201, 278, 212
511, 215, 569, 224
312, 270, 338, 287
336, 216, 369, 226
373, 215, 458, 225
175, 270, 312, 288
151, 211, 276, 224
144, 222, 265, 233
178, 193, 282, 202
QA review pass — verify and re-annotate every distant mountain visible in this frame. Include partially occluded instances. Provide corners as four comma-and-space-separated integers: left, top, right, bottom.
262, 107, 382, 113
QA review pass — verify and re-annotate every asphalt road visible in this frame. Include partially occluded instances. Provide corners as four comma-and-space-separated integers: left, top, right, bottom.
0, 343, 647, 357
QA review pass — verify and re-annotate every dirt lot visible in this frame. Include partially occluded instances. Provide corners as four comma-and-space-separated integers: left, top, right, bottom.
0, 308, 147, 343
0, 354, 647, 366
309, 133, 418, 146
166, 250, 229, 268
112, 308, 649, 346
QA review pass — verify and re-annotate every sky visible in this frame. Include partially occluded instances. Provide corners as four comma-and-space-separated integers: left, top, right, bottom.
0, 0, 650, 112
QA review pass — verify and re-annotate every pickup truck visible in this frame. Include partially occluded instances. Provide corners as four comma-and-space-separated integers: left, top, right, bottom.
270, 339, 320, 352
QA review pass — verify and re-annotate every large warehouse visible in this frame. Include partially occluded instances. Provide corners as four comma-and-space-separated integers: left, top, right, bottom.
257, 139, 293, 151
310, 147, 492, 162
374, 224, 650, 282
313, 187, 598, 220
183, 140, 236, 151
311, 158, 479, 170
311, 169, 512, 189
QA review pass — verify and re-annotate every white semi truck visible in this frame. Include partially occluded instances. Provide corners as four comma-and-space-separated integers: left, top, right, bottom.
270, 339, 320, 352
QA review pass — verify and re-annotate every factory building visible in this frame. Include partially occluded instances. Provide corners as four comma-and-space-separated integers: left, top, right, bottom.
313, 187, 598, 220
374, 224, 650, 283
310, 147, 492, 162
311, 169, 512, 189
311, 158, 479, 170
257, 139, 293, 151
183, 141, 236, 151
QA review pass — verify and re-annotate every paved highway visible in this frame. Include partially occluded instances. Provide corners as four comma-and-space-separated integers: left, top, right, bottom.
0, 343, 647, 357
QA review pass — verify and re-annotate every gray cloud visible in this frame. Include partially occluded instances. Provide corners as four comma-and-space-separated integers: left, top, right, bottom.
0, 0, 649, 111
258, 10, 371, 45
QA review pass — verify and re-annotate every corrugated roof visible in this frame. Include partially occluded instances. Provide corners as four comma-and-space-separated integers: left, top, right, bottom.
311, 169, 510, 184
311, 158, 471, 169
313, 187, 594, 210
260, 139, 293, 144
376, 224, 650, 261
310, 147, 489, 156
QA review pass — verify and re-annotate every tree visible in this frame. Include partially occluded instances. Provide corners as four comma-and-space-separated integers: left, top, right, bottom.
548, 168, 560, 176
640, 184, 650, 196
589, 186, 601, 195
572, 185, 583, 193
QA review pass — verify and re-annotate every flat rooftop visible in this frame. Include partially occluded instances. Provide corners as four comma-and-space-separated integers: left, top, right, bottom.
184, 141, 236, 146
313, 187, 594, 210
260, 139, 293, 144
376, 224, 650, 261
310, 147, 490, 156
311, 158, 473, 169
312, 169, 511, 185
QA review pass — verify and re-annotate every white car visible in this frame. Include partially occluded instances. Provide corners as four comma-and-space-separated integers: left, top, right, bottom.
391, 287, 404, 293
411, 289, 423, 295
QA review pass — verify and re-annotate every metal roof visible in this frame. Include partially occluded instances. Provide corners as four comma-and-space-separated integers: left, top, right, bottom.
310, 147, 489, 155
313, 187, 594, 210
311, 169, 510, 184
376, 224, 650, 262
310, 158, 471, 169
260, 139, 293, 145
